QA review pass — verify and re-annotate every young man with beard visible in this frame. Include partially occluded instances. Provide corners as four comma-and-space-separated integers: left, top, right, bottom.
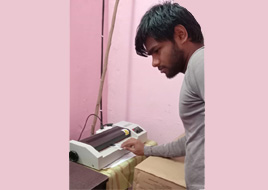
121, 2, 205, 190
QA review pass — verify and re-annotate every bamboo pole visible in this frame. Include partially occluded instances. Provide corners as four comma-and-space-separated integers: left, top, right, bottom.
91, 0, 120, 135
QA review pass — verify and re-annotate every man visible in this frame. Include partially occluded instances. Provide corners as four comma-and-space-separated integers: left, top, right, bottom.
121, 2, 204, 190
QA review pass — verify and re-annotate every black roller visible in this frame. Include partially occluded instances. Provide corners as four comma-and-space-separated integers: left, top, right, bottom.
80, 126, 131, 151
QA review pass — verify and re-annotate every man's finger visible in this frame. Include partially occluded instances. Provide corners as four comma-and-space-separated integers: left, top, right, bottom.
121, 138, 136, 147
125, 146, 135, 152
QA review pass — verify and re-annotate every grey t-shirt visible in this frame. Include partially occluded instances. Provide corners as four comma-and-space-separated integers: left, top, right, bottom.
144, 47, 205, 190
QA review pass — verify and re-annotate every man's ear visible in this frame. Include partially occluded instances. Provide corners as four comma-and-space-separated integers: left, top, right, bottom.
174, 25, 188, 45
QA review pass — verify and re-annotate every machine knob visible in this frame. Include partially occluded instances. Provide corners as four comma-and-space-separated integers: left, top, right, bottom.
69, 151, 79, 162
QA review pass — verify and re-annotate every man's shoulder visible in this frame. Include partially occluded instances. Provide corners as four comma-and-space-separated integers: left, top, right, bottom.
183, 46, 204, 99
189, 47, 204, 68
186, 47, 204, 76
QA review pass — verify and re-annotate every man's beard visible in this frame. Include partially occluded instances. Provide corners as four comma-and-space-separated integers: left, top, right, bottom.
165, 43, 186, 79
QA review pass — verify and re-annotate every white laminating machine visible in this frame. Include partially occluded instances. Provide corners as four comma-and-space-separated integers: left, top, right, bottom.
69, 121, 147, 170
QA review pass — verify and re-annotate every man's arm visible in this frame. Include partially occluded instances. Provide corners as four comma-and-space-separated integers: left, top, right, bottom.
121, 135, 186, 158
144, 135, 186, 157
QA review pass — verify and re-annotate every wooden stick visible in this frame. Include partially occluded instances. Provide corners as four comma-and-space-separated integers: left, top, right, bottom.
91, 0, 120, 135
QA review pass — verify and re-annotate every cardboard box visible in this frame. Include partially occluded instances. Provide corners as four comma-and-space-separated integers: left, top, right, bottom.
133, 156, 186, 190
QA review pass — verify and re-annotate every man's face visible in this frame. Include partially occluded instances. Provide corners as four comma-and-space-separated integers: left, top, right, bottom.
145, 37, 186, 78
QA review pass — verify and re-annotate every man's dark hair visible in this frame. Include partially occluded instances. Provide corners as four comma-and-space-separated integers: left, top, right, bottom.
135, 2, 204, 57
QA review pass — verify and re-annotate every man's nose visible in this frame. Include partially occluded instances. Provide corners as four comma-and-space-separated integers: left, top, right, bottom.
152, 56, 160, 67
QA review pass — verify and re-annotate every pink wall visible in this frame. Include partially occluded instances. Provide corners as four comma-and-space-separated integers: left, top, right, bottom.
70, 0, 108, 140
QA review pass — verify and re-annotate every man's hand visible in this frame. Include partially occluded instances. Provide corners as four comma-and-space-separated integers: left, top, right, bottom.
121, 138, 145, 156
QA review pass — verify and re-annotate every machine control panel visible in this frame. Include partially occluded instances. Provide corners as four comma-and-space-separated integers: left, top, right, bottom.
132, 126, 143, 134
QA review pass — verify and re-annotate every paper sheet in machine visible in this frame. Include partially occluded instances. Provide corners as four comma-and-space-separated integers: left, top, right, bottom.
69, 121, 147, 170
